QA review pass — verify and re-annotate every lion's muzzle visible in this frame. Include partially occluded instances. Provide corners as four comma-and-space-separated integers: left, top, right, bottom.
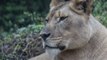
45, 44, 65, 51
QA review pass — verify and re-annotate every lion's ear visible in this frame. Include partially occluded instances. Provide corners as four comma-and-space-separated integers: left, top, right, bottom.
74, 0, 93, 15
50, 0, 70, 9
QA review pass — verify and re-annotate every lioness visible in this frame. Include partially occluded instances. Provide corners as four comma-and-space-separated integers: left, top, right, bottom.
29, 0, 107, 60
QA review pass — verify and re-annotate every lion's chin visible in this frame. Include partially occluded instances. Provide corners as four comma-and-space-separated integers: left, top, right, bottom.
46, 48, 61, 60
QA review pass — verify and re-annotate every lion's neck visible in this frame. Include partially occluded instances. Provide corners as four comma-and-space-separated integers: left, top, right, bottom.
57, 15, 107, 60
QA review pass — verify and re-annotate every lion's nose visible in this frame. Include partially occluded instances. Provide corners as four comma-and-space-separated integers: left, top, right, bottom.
40, 33, 51, 40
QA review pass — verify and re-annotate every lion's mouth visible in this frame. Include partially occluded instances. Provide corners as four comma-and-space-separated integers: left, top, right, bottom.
47, 37, 62, 40
45, 44, 65, 51
41, 37, 65, 50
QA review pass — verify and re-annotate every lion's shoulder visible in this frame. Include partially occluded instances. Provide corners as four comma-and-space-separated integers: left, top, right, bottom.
29, 53, 50, 60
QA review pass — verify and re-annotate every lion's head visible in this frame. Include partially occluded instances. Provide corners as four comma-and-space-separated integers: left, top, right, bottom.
40, 0, 93, 59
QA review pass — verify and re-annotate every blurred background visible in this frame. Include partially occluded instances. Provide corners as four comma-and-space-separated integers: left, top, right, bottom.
0, 0, 107, 60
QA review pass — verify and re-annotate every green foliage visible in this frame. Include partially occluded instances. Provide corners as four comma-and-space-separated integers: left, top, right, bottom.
93, 0, 107, 27
0, 0, 50, 32
16, 24, 44, 37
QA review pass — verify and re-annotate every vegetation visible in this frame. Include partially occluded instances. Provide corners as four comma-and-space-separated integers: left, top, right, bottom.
0, 0, 50, 32
93, 0, 107, 26
0, 0, 107, 60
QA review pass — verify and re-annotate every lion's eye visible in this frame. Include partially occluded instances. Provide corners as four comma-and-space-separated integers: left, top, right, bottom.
58, 16, 68, 23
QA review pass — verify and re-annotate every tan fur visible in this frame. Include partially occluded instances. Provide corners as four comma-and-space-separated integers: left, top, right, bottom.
29, 53, 50, 60
29, 0, 107, 60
